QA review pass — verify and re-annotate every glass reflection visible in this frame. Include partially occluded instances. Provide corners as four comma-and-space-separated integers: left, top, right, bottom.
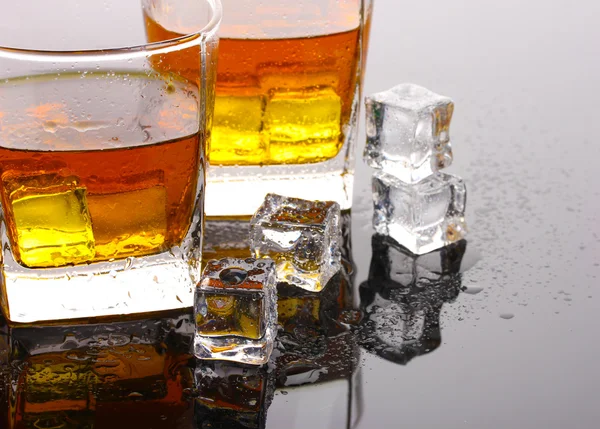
202, 218, 253, 266
200, 213, 361, 429
358, 234, 467, 365
194, 362, 275, 429
1, 313, 196, 429
0, 213, 360, 429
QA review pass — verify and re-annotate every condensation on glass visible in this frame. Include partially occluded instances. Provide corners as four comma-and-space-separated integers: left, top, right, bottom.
0, 0, 222, 323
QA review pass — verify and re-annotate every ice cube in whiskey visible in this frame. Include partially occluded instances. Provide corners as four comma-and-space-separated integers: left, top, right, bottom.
2, 173, 95, 268
265, 87, 342, 164
250, 194, 342, 292
194, 257, 277, 365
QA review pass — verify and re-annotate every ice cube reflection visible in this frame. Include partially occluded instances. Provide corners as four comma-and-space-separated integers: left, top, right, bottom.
357, 235, 468, 365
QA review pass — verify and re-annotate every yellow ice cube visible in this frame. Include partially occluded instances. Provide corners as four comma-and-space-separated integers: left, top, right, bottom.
210, 95, 267, 165
11, 187, 95, 268
87, 186, 167, 260
265, 86, 342, 164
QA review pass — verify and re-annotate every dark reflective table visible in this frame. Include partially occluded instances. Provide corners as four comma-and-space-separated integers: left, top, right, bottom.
1, 0, 599, 427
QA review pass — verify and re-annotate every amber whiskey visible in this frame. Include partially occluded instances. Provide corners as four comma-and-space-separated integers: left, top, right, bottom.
144, 15, 361, 166
0, 73, 202, 269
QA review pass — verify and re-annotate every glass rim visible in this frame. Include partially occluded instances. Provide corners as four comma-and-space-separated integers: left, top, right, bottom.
0, 0, 222, 63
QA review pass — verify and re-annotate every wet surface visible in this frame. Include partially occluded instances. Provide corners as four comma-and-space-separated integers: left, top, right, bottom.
1, 0, 599, 427
349, 1, 600, 427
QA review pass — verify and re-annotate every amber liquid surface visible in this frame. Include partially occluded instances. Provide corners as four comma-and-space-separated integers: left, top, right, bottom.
145, 14, 361, 166
0, 74, 202, 268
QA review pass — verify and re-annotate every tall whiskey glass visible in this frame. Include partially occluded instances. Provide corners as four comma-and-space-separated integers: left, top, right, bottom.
0, 0, 221, 323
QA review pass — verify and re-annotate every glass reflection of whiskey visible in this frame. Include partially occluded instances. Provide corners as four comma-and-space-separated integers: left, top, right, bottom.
195, 363, 275, 429
5, 315, 195, 429
145, 15, 360, 167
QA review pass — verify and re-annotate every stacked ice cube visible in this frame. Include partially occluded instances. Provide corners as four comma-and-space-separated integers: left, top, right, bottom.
364, 83, 467, 255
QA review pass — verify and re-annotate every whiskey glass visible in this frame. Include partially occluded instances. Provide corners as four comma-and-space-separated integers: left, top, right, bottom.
0, 0, 221, 323
147, 0, 373, 216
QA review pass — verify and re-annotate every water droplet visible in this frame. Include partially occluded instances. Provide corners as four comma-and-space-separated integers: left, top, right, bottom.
499, 313, 514, 320
42, 121, 58, 133
199, 304, 207, 316
124, 258, 133, 270
338, 309, 362, 325
463, 287, 483, 295
165, 81, 176, 94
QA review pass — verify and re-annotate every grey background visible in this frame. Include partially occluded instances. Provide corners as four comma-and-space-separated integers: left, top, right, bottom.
348, 0, 600, 427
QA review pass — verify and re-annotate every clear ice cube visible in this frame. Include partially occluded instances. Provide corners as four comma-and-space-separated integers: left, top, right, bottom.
194, 257, 277, 365
364, 83, 454, 183
249, 194, 342, 292
373, 171, 467, 255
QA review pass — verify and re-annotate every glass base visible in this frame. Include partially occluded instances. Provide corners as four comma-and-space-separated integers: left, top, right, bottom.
205, 169, 353, 217
1, 252, 196, 324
